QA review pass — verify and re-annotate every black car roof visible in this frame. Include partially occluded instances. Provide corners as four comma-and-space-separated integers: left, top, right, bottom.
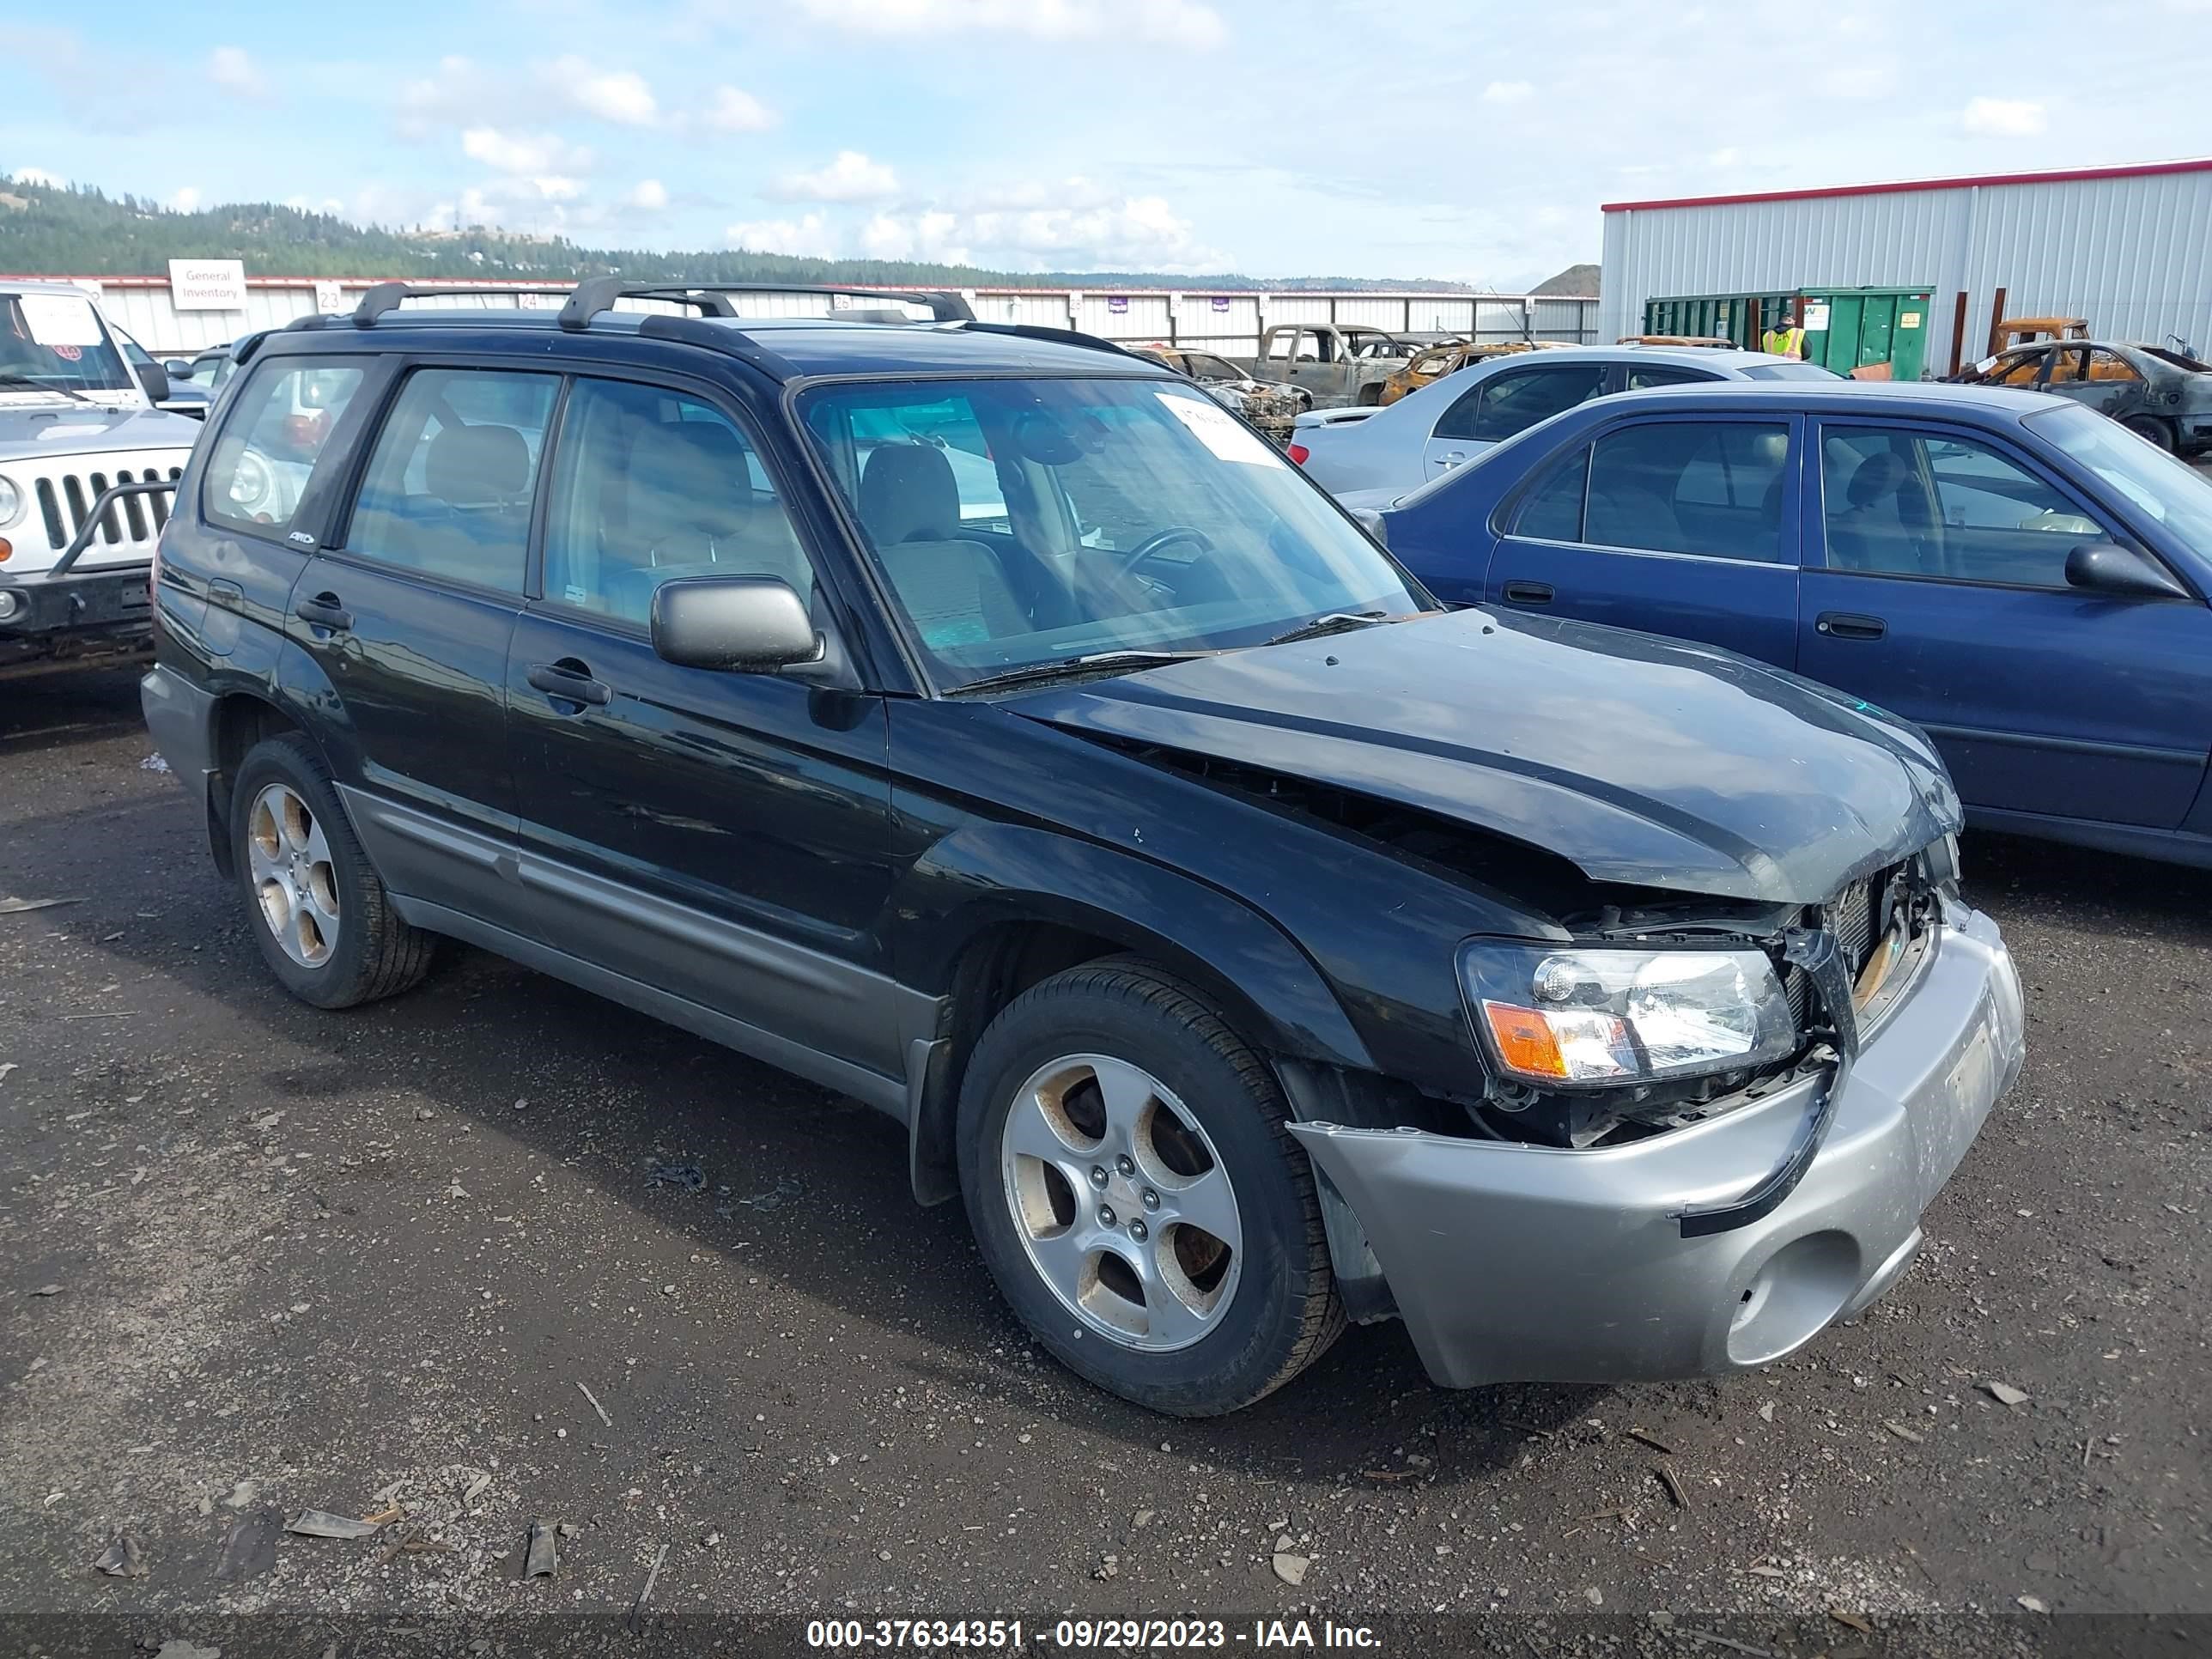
254, 306, 1172, 384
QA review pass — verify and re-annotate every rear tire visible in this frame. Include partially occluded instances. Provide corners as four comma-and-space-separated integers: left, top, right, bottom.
2124, 415, 2177, 452
230, 733, 437, 1010
957, 957, 1342, 1416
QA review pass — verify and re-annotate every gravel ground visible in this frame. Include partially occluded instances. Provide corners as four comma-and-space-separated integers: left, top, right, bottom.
1, 669, 2206, 1657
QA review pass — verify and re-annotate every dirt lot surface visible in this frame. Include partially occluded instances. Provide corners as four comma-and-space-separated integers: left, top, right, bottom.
2, 670, 2206, 1658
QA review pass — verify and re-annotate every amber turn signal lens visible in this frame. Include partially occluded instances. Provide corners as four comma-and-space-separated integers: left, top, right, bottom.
1480, 1000, 1570, 1080
0, 537, 13, 562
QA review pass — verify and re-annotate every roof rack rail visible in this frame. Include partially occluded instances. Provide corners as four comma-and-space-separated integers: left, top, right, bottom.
337, 283, 574, 328
957, 320, 1150, 363
634, 314, 799, 382
559, 280, 975, 331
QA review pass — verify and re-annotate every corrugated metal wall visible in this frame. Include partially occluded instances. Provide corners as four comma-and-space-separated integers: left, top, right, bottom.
1601, 165, 2212, 374
35, 276, 1597, 358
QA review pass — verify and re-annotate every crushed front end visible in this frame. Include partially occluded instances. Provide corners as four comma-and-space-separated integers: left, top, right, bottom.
1289, 841, 2026, 1388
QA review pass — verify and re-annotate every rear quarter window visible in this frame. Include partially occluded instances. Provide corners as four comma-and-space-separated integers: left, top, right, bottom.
201, 357, 368, 538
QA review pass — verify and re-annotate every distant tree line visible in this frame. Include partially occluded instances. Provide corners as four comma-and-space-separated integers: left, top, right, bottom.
0, 178, 1477, 293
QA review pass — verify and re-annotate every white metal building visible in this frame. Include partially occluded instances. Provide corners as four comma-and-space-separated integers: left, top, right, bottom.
1599, 156, 2212, 374
15, 274, 1598, 359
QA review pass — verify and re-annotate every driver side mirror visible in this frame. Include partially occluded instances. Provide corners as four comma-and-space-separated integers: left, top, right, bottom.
162, 359, 193, 378
135, 360, 171, 405
2064, 541, 2189, 600
649, 575, 823, 672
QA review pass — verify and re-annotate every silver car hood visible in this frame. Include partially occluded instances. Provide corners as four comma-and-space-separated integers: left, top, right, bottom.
0, 402, 201, 460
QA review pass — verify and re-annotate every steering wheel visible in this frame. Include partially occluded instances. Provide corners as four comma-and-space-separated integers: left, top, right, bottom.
1117, 526, 1213, 577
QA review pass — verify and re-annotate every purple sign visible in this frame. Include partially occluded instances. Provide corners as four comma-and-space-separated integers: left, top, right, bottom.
1108, 296, 1129, 314
1210, 296, 1231, 312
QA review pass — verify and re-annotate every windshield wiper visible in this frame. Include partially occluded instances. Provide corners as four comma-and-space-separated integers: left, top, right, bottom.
0, 373, 91, 404
1260, 610, 1394, 647
948, 649, 1212, 696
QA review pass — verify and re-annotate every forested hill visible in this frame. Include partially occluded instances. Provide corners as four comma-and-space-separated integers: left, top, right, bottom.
0, 177, 1476, 292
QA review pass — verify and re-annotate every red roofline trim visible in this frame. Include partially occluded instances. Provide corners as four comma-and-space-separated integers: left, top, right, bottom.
1601, 155, 2212, 214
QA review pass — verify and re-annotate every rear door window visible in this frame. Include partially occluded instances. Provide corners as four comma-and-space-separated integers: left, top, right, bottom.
201, 358, 369, 537
1448, 364, 1610, 443
341, 368, 556, 592
1584, 420, 1791, 562
1510, 447, 1591, 541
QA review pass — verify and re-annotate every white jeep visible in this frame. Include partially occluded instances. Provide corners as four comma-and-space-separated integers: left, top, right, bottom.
0, 282, 203, 677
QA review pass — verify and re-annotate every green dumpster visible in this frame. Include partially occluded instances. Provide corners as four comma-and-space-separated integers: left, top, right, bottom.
1641, 285, 1935, 379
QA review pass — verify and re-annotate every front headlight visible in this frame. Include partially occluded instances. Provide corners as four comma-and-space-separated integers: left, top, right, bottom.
0, 476, 21, 528
228, 450, 273, 512
1462, 942, 1797, 1087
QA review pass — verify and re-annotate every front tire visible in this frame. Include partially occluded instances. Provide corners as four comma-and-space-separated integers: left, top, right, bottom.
957, 958, 1342, 1415
230, 733, 436, 1010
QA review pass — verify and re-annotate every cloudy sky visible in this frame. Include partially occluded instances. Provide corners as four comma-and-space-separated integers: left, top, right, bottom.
9, 0, 2211, 286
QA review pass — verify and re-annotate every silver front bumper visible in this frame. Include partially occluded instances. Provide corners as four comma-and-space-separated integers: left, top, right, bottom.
1291, 900, 2025, 1389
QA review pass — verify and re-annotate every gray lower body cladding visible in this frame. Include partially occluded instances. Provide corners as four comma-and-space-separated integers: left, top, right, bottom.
1291, 898, 2025, 1389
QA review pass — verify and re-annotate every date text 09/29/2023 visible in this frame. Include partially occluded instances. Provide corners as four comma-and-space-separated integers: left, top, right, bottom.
805, 1619, 1384, 1650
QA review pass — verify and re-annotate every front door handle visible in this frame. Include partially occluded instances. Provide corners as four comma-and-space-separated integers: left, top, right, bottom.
1503, 580, 1555, 605
527, 661, 612, 708
1433, 450, 1467, 467
294, 592, 352, 631
1814, 611, 1886, 641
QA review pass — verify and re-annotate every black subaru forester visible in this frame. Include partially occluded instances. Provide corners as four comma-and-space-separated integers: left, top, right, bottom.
142, 280, 2023, 1415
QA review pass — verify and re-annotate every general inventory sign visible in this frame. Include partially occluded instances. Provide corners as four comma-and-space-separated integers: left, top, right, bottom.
168, 259, 248, 311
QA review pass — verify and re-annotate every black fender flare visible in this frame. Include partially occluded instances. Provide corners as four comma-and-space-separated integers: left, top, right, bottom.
894, 821, 1377, 1203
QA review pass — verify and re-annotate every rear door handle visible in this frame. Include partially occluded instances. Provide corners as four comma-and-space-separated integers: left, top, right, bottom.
1503, 580, 1554, 605
1433, 450, 1467, 467
527, 661, 612, 708
1814, 611, 1886, 641
294, 593, 352, 631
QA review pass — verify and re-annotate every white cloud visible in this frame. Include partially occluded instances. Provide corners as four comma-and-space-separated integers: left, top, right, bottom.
854, 191, 1218, 272
625, 179, 670, 210
12, 167, 64, 187
396, 55, 482, 137
208, 46, 267, 101
1481, 81, 1534, 104
726, 212, 840, 258
769, 150, 899, 203
543, 55, 659, 125
1708, 147, 1740, 167
460, 127, 595, 176
169, 185, 202, 211
702, 85, 775, 132
798, 0, 1225, 50
1962, 95, 2046, 136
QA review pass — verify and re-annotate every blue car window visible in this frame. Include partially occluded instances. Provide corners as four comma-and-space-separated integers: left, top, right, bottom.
1820, 426, 2105, 588
1512, 447, 1589, 541
1584, 422, 1790, 562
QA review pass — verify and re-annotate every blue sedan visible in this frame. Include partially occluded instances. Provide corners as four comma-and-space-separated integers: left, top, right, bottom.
1378, 381, 2212, 867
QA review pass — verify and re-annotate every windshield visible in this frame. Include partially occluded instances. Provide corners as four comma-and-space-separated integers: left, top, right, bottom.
801, 375, 1427, 688
1739, 362, 1843, 381
2027, 402, 2212, 547
0, 292, 135, 395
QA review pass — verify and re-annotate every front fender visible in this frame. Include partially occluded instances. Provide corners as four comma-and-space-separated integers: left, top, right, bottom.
892, 819, 1375, 1072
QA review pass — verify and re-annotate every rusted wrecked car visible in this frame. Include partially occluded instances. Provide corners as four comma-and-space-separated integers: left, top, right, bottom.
1129, 344, 1309, 442
1950, 337, 2212, 453
1378, 339, 1575, 406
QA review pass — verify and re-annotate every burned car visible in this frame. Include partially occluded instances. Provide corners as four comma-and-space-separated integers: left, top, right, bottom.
1130, 343, 1309, 441
143, 280, 2024, 1416
1951, 337, 2212, 453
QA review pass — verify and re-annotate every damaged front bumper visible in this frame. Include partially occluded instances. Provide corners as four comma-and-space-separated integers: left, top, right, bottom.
1289, 898, 2024, 1389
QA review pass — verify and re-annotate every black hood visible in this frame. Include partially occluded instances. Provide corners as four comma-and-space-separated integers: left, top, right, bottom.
1007, 609, 1961, 905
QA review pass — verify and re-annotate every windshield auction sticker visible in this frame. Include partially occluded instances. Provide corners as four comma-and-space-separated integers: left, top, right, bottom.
19, 293, 105, 348
1155, 390, 1279, 466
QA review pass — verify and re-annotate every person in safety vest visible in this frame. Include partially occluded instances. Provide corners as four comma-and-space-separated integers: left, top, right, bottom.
1762, 307, 1807, 360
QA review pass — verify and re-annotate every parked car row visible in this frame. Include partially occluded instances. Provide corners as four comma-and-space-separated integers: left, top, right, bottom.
134, 278, 2023, 1418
